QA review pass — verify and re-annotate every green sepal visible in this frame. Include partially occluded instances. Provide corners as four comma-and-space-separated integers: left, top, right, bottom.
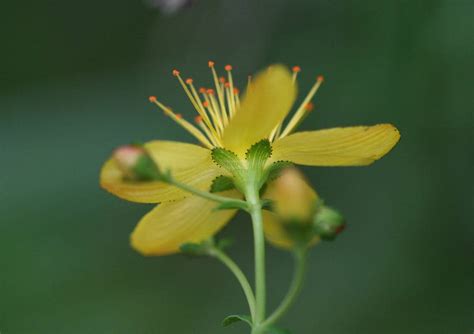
265, 325, 291, 334
179, 241, 211, 256
216, 237, 234, 251
132, 154, 163, 181
210, 175, 235, 193
246, 139, 272, 170
265, 160, 294, 182
282, 220, 315, 246
211, 148, 244, 176
222, 314, 252, 327
213, 201, 248, 212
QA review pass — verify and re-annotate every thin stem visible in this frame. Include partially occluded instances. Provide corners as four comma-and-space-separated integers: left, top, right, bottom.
167, 175, 247, 208
245, 184, 266, 325
210, 247, 256, 320
261, 247, 308, 328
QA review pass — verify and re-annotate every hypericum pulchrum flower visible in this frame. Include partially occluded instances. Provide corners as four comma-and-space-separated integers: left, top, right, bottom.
100, 62, 400, 256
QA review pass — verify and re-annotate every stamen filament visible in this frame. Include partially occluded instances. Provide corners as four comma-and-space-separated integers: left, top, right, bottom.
149, 97, 213, 149
279, 75, 324, 138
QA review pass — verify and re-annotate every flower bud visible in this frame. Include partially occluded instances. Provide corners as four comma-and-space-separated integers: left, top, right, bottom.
313, 205, 346, 241
265, 168, 317, 223
113, 145, 161, 181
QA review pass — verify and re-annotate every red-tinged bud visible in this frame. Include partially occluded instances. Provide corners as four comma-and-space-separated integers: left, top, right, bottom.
185, 78, 193, 84
206, 89, 215, 95
225, 65, 233, 71
208, 60, 215, 68
202, 101, 209, 107
219, 76, 226, 83
199, 87, 206, 94
233, 88, 239, 94
113, 145, 162, 181
317, 75, 324, 82
313, 205, 346, 241
172, 69, 180, 76
148, 96, 157, 103
194, 115, 203, 123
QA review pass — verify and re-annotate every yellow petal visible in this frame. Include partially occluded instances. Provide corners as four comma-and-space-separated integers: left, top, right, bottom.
272, 124, 400, 166
263, 211, 320, 250
223, 64, 296, 155
100, 141, 220, 203
130, 191, 239, 256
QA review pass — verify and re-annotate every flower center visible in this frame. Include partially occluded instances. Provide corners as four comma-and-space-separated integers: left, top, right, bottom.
148, 62, 324, 149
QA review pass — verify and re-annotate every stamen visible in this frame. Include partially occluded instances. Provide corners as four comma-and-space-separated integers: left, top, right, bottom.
194, 115, 220, 147
202, 93, 224, 134
186, 78, 221, 143
208, 61, 228, 127
149, 97, 213, 148
279, 75, 324, 138
225, 64, 236, 115
292, 66, 301, 84
173, 70, 222, 144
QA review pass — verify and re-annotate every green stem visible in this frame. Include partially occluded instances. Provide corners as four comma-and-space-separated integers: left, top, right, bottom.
261, 247, 308, 328
210, 247, 256, 320
167, 176, 247, 208
245, 184, 266, 326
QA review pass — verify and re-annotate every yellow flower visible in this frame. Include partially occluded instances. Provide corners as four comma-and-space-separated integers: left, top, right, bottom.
100, 62, 400, 256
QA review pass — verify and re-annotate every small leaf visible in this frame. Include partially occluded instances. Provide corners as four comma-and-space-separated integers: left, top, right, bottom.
210, 175, 235, 193
265, 160, 294, 181
246, 139, 272, 170
179, 242, 209, 256
211, 148, 244, 176
265, 325, 291, 334
222, 314, 252, 327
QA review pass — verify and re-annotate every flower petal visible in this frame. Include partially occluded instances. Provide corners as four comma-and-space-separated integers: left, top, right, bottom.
130, 191, 239, 256
223, 64, 296, 155
272, 124, 400, 166
100, 141, 220, 203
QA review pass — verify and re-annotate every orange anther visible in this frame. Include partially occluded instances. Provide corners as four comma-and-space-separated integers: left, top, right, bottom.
175, 114, 183, 119
225, 65, 233, 71
208, 61, 215, 68
292, 66, 301, 73
224, 82, 230, 88
206, 88, 215, 95
199, 87, 206, 94
148, 96, 157, 103
317, 75, 325, 82
202, 101, 209, 107
185, 78, 193, 84
172, 69, 180, 76
233, 88, 240, 94
194, 115, 203, 123
219, 76, 226, 83
305, 102, 314, 111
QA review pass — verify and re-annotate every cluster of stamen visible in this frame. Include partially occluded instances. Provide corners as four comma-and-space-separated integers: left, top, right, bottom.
149, 62, 323, 149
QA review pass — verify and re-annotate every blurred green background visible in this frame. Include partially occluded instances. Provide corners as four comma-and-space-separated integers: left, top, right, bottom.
1, 0, 473, 333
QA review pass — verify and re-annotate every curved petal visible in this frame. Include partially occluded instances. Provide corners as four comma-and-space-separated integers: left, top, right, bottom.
100, 141, 220, 203
223, 64, 296, 156
130, 191, 240, 256
263, 175, 320, 250
263, 211, 320, 250
272, 124, 400, 166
